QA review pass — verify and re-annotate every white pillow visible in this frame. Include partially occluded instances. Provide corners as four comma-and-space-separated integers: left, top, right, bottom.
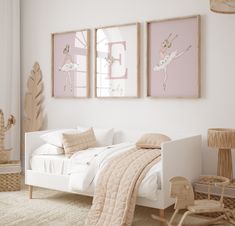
77, 126, 114, 147
40, 129, 77, 148
32, 143, 64, 155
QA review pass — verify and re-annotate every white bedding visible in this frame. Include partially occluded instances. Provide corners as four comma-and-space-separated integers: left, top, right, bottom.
30, 142, 162, 200
31, 155, 71, 175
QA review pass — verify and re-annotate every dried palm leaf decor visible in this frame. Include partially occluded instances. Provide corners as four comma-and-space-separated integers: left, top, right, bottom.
24, 62, 44, 132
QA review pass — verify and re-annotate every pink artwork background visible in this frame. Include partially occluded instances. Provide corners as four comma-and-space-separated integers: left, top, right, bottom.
53, 31, 88, 97
148, 17, 199, 97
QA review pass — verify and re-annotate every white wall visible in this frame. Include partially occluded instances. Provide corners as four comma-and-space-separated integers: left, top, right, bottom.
0, 0, 20, 160
21, 0, 235, 175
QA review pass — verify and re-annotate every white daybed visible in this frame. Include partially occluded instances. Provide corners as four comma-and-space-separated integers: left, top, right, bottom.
25, 129, 202, 218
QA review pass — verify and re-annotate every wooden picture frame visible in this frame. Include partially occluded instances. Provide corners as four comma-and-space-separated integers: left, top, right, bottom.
52, 29, 90, 98
147, 15, 200, 98
95, 23, 140, 98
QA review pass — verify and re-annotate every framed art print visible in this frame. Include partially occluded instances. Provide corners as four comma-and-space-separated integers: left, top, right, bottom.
52, 29, 90, 98
95, 23, 140, 98
147, 15, 200, 98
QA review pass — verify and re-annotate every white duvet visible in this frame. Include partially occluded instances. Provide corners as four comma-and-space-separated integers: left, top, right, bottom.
69, 142, 162, 200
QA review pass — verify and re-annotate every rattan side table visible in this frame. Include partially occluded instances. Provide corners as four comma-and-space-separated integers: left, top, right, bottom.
0, 160, 21, 191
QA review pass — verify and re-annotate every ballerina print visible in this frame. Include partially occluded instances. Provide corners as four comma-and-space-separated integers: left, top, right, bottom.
59, 44, 79, 92
153, 33, 192, 91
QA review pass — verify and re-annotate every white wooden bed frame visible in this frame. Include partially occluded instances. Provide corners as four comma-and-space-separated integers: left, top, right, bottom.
25, 129, 202, 219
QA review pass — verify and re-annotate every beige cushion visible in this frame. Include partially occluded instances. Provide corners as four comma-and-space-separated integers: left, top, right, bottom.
136, 133, 171, 149
62, 128, 97, 156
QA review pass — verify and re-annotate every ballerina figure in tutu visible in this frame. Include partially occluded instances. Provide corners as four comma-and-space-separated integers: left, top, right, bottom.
153, 33, 192, 91
59, 44, 79, 92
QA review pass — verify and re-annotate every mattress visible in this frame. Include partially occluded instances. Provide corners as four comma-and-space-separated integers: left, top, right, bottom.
30, 143, 162, 200
30, 155, 71, 175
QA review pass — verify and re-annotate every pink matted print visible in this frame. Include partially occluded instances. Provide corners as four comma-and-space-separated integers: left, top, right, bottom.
147, 16, 200, 98
52, 29, 89, 98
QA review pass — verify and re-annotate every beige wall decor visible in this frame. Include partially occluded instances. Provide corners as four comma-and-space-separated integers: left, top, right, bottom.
0, 110, 16, 163
24, 62, 44, 132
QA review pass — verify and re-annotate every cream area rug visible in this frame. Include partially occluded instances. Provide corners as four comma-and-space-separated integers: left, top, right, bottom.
0, 185, 231, 226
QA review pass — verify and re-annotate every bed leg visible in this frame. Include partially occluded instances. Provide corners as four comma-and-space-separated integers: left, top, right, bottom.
151, 208, 165, 225
29, 185, 33, 199
159, 209, 165, 226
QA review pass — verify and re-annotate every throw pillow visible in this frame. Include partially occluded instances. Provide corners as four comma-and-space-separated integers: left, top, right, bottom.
136, 133, 171, 149
62, 128, 97, 156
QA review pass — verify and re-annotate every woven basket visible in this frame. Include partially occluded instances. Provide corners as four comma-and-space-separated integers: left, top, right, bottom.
0, 160, 21, 192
